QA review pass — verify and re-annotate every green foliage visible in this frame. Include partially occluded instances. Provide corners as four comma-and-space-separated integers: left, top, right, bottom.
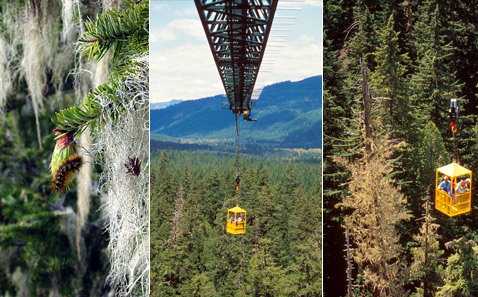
370, 15, 410, 135
150, 150, 321, 297
2, 0, 149, 295
410, 199, 445, 297
52, 1, 149, 140
150, 76, 322, 150
51, 0, 149, 176
52, 63, 146, 137
79, 0, 149, 62
324, 1, 478, 296
180, 273, 218, 297
0, 96, 108, 296
437, 238, 478, 296
408, 1, 463, 146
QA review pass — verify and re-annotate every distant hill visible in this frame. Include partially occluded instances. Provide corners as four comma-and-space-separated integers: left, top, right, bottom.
150, 99, 183, 110
151, 76, 322, 149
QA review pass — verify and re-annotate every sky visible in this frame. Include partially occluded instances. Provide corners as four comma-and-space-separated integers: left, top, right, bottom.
150, 0, 322, 103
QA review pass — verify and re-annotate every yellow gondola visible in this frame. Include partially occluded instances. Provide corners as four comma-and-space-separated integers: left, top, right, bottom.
227, 206, 247, 234
436, 162, 472, 217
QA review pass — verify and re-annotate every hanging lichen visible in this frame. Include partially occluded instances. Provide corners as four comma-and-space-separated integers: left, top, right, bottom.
0, 0, 131, 295
0, 0, 78, 147
94, 55, 149, 296
60, 0, 79, 43
21, 1, 57, 148
50, 1, 150, 295
0, 37, 12, 122
76, 51, 111, 262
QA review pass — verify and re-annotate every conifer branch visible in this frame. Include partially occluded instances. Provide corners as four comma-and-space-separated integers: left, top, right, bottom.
79, 0, 148, 62
52, 61, 146, 138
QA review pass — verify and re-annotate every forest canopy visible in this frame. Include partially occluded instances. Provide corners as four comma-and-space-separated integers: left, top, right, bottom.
324, 1, 478, 296
150, 149, 321, 297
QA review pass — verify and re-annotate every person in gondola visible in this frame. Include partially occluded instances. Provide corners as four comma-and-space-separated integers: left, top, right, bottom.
237, 213, 244, 224
455, 178, 470, 194
229, 216, 235, 223
438, 175, 452, 195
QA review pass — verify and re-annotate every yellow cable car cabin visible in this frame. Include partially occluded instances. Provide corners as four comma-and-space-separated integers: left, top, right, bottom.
227, 206, 246, 234
436, 162, 472, 217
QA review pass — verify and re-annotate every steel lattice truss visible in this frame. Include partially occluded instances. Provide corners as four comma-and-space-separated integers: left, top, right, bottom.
195, 0, 278, 114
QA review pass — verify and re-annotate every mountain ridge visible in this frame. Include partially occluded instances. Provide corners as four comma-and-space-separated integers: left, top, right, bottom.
150, 99, 183, 110
151, 76, 322, 149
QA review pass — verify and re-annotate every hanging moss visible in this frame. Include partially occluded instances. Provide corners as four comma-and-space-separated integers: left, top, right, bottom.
0, 0, 80, 148
50, 1, 150, 295
0, 0, 119, 295
0, 37, 12, 122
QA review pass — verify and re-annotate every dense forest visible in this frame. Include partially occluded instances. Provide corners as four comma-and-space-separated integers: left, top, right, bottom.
324, 1, 478, 296
150, 149, 321, 296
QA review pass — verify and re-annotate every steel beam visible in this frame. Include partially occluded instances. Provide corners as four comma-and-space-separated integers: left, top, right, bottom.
195, 0, 278, 113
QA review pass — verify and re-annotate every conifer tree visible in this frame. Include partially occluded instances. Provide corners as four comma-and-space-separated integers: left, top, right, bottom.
437, 238, 478, 296
409, 2, 461, 128
410, 195, 444, 297
407, 121, 448, 213
156, 151, 176, 228
370, 15, 410, 136
180, 273, 218, 297
338, 134, 410, 296
199, 169, 224, 223
323, 3, 363, 290
150, 150, 319, 297
288, 186, 321, 296
324, 1, 478, 295
350, 6, 378, 71
288, 237, 322, 296
337, 89, 410, 295
240, 238, 285, 297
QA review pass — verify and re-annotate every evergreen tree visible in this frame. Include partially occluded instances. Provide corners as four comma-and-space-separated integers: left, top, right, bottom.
324, 0, 478, 294
370, 15, 410, 136
156, 151, 176, 227
410, 196, 445, 297
337, 123, 409, 296
350, 6, 378, 71
180, 273, 218, 297
289, 182, 321, 293
150, 150, 320, 297
240, 238, 285, 297
407, 121, 448, 213
437, 238, 478, 296
409, 2, 461, 128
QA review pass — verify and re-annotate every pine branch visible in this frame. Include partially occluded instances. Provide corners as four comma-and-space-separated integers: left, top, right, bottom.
0, 212, 61, 236
52, 62, 145, 137
79, 0, 148, 62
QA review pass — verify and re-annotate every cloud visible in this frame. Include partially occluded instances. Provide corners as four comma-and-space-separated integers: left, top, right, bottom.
149, 4, 321, 103
150, 27, 176, 43
150, 19, 204, 43
276, 0, 322, 10
151, 2, 167, 11
150, 43, 224, 102
252, 34, 322, 95
169, 19, 204, 40
175, 8, 197, 17
306, 0, 322, 7
150, 33, 321, 102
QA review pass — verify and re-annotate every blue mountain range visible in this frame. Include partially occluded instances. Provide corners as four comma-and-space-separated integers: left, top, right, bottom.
151, 76, 322, 149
